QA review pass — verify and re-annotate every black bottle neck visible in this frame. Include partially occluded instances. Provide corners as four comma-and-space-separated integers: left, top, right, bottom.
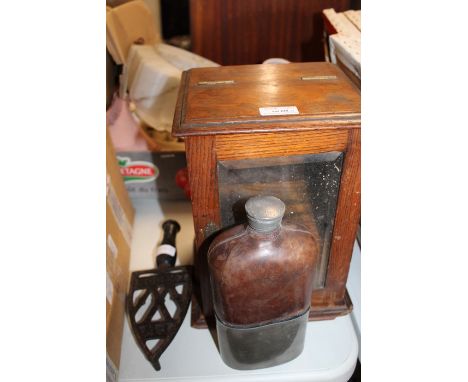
161, 220, 180, 246
156, 220, 181, 269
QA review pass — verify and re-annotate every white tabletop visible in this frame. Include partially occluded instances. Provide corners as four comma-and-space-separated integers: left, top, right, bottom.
118, 198, 359, 382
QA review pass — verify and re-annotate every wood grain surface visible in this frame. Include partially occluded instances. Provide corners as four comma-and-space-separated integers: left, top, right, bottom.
185, 135, 220, 248
325, 128, 360, 301
184, 135, 221, 325
190, 0, 354, 65
216, 129, 348, 161
173, 62, 360, 137
173, 63, 360, 326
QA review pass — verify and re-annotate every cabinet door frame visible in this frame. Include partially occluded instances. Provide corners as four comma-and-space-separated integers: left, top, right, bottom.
185, 127, 360, 326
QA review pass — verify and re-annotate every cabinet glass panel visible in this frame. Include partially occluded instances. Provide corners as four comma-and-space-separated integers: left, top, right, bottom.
217, 152, 343, 289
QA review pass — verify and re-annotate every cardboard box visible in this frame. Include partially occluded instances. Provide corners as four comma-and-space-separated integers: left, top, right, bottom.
116, 150, 188, 201
106, 130, 134, 382
106, 203, 131, 382
107, 130, 135, 235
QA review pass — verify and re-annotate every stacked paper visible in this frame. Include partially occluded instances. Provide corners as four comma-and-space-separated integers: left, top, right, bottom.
127, 44, 218, 132
106, 0, 219, 132
323, 8, 361, 81
344, 10, 361, 31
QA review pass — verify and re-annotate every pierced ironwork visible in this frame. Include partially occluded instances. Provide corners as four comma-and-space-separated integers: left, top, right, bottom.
127, 265, 192, 371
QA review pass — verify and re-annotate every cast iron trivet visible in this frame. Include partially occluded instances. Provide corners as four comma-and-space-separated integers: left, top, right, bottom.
126, 220, 192, 370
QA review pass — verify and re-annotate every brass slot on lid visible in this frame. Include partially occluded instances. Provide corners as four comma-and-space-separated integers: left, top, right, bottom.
301, 75, 337, 81
197, 80, 235, 86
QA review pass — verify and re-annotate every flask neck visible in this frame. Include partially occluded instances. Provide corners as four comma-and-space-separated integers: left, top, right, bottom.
247, 216, 282, 233
247, 222, 281, 237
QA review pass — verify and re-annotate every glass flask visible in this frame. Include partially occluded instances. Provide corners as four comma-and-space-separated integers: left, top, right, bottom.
207, 195, 319, 369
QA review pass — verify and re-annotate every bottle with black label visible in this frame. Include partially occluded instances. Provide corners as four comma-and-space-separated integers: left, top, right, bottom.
156, 220, 181, 269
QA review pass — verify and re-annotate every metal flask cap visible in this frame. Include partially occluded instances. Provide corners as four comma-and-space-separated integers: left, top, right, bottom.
245, 195, 286, 232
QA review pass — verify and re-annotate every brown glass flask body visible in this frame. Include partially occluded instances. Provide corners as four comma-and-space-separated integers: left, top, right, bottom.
209, 223, 318, 326
207, 195, 319, 369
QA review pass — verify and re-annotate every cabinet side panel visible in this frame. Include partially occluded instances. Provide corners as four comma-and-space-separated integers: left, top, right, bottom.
186, 135, 221, 247
185, 135, 220, 326
325, 128, 361, 301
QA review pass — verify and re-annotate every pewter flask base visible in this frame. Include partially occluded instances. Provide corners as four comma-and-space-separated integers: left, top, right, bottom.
216, 309, 309, 370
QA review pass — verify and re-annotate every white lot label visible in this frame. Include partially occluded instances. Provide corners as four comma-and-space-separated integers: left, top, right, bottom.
259, 106, 299, 116
156, 244, 176, 257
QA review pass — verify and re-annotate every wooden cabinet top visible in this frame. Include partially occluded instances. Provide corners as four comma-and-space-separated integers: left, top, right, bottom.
172, 62, 360, 137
